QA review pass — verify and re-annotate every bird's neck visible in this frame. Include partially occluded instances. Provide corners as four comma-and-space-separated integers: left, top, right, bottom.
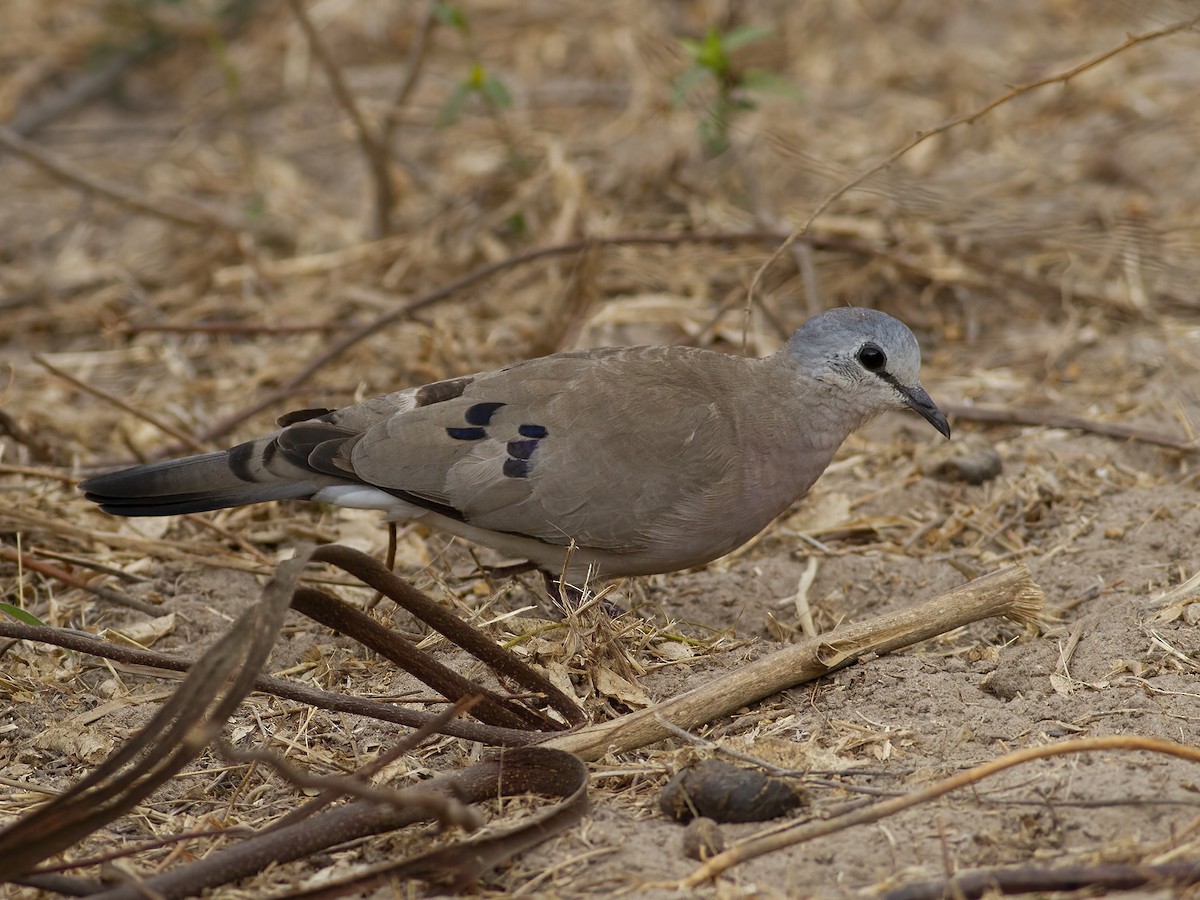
736, 357, 856, 507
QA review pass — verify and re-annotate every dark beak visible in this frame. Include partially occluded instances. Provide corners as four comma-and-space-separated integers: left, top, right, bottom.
900, 384, 951, 439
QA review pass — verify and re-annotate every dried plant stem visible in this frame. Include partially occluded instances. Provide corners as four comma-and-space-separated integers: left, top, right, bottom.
944, 402, 1196, 452
681, 735, 1200, 887
33, 354, 209, 454
0, 125, 282, 240
0, 543, 161, 616
382, 0, 439, 144
748, 12, 1200, 307
885, 859, 1200, 900
287, 0, 394, 237
0, 621, 536, 746
543, 564, 1043, 760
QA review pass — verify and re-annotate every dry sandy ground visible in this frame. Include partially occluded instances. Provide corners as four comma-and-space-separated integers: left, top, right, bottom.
2, 2, 1200, 897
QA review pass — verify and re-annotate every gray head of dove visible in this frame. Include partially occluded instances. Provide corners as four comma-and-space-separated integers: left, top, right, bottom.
785, 307, 950, 438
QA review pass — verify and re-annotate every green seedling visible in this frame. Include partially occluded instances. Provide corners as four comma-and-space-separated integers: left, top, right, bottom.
675, 24, 796, 156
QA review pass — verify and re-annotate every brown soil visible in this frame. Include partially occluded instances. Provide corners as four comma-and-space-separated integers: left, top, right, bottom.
2, 2, 1199, 897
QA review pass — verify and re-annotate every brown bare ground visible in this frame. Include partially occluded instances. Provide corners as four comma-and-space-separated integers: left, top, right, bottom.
2, 1, 1200, 896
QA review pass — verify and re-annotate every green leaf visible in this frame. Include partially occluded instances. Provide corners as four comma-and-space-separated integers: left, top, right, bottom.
0, 602, 45, 627
437, 80, 474, 126
481, 75, 511, 109
697, 117, 730, 157
505, 210, 528, 238
694, 28, 727, 73
671, 65, 712, 105
721, 24, 774, 52
434, 2, 468, 34
741, 69, 801, 99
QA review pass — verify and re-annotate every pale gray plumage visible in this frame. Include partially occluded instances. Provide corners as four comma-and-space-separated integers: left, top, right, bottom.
82, 307, 949, 582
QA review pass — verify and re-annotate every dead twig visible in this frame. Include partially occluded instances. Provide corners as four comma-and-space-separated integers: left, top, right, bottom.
542, 564, 1043, 760
267, 696, 482, 830
114, 321, 357, 336
682, 735, 1200, 887
0, 464, 77, 484
944, 401, 1197, 452
6, 40, 161, 138
310, 545, 585, 727
747, 12, 1200, 307
101, 747, 587, 899
291, 585, 549, 730
0, 410, 57, 463
0, 542, 162, 616
381, 0, 440, 145
0, 552, 308, 879
883, 860, 1200, 900
288, 0, 395, 237
0, 619, 537, 746
33, 353, 209, 454
213, 738, 482, 828
0, 125, 287, 242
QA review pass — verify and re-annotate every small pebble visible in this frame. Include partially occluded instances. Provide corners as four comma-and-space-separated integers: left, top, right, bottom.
682, 816, 725, 861
933, 446, 1003, 485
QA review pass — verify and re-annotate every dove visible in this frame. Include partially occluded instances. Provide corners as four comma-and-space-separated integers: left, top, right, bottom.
82, 307, 949, 592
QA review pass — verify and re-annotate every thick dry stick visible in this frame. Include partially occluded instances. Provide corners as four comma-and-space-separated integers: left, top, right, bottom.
541, 564, 1043, 760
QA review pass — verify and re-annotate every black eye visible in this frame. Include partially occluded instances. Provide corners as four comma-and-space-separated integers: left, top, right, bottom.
857, 343, 887, 372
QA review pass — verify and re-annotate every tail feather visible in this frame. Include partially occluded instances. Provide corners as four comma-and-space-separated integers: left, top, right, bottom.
81, 446, 318, 517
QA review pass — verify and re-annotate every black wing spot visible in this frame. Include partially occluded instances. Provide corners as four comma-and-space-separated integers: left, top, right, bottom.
415, 375, 473, 407
446, 426, 487, 441
518, 423, 548, 438
504, 458, 532, 478
465, 401, 506, 425
506, 439, 539, 460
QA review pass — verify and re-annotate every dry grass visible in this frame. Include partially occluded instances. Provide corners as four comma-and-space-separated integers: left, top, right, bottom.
3, 1, 1200, 896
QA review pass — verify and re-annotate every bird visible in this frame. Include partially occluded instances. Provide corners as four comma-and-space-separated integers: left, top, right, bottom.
81, 307, 949, 597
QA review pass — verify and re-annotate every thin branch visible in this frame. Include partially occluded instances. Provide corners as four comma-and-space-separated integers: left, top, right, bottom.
287, 0, 394, 237
681, 735, 1200, 887
0, 410, 57, 463
883, 860, 1200, 900
944, 401, 1197, 452
6, 41, 160, 137
747, 12, 1200, 307
0, 620, 538, 746
381, 0, 440, 145
213, 739, 482, 828
114, 321, 356, 336
0, 124, 286, 242
32, 353, 209, 454
0, 543, 163, 616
